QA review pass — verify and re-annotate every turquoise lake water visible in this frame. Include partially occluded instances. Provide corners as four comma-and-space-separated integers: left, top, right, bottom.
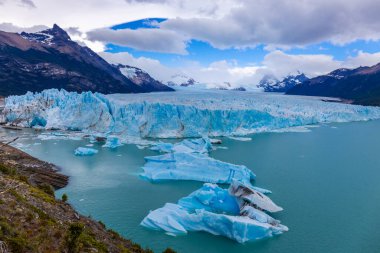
4, 119, 380, 253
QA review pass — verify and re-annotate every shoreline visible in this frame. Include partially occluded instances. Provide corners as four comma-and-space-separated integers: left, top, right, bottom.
0, 140, 168, 253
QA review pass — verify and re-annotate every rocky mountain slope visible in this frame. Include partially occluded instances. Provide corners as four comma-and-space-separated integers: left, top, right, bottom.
286, 64, 380, 106
0, 24, 172, 96
115, 64, 172, 92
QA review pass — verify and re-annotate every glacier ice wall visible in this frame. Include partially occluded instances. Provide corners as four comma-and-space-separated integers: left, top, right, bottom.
3, 89, 380, 139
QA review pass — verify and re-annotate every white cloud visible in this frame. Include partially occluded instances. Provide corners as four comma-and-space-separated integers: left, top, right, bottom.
0, 22, 47, 33
101, 50, 380, 89
160, 0, 380, 49
345, 51, 380, 68
88, 28, 189, 54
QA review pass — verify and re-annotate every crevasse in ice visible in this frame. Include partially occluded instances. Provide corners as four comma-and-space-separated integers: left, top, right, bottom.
3, 89, 380, 139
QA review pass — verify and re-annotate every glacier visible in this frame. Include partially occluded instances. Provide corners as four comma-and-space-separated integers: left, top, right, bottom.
3, 89, 380, 140
74, 147, 98, 156
141, 183, 288, 243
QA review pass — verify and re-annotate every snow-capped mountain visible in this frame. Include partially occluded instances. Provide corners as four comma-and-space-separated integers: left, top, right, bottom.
167, 74, 198, 87
258, 73, 309, 92
0, 24, 172, 96
287, 63, 380, 106
116, 64, 172, 92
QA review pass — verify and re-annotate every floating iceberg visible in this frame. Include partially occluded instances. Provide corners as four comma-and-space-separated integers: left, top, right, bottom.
141, 184, 288, 243
140, 152, 255, 185
228, 136, 252, 142
74, 147, 98, 156
150, 137, 212, 154
3, 89, 380, 139
102, 136, 123, 149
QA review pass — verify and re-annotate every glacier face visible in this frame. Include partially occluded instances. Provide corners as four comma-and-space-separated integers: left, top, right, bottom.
3, 89, 380, 139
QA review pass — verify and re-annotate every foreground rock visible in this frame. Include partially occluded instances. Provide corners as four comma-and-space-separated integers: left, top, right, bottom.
0, 143, 172, 253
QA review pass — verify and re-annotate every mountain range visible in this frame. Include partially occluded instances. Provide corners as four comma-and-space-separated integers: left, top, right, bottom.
258, 73, 309, 92
286, 64, 380, 106
0, 24, 172, 96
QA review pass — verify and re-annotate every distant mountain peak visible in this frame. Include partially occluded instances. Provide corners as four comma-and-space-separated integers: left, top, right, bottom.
167, 74, 198, 87
258, 73, 309, 92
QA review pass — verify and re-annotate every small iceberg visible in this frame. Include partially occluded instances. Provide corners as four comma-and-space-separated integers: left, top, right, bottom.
141, 183, 288, 243
102, 136, 123, 149
228, 136, 252, 142
140, 152, 255, 185
74, 147, 98, 156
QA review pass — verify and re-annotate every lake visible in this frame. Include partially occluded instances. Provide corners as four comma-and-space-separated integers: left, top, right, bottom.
3, 119, 380, 253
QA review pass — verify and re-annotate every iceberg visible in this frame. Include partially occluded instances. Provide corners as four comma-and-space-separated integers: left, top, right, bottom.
74, 147, 98, 156
229, 180, 283, 212
102, 136, 123, 149
141, 184, 288, 243
150, 137, 212, 154
3, 89, 380, 139
140, 152, 255, 185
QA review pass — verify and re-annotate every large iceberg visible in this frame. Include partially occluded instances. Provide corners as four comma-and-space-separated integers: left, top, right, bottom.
150, 137, 212, 154
140, 152, 256, 185
3, 89, 380, 139
141, 183, 288, 243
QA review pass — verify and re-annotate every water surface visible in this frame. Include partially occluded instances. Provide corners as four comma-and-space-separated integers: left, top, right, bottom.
4, 120, 380, 253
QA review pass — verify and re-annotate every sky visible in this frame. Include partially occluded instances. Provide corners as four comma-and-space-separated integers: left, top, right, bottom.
1, 0, 380, 87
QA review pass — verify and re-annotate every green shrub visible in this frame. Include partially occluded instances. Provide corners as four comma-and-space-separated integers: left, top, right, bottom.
67, 223, 84, 253
62, 193, 68, 202
0, 163, 16, 175
39, 183, 55, 197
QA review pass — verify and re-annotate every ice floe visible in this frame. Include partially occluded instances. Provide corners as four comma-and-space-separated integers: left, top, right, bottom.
74, 147, 98, 156
150, 137, 212, 154
140, 152, 255, 185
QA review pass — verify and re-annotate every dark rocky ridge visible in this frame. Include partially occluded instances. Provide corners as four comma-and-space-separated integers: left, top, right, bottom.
286, 63, 380, 106
0, 24, 173, 96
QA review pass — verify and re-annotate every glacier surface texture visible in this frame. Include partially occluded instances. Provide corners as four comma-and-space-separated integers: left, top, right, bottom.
3, 89, 380, 139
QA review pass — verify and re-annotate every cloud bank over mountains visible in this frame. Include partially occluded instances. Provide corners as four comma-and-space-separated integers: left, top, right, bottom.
1, 0, 380, 87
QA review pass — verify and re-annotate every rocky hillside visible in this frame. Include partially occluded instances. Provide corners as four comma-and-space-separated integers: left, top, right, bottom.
0, 25, 173, 96
286, 64, 380, 106
115, 64, 172, 92
0, 140, 173, 253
